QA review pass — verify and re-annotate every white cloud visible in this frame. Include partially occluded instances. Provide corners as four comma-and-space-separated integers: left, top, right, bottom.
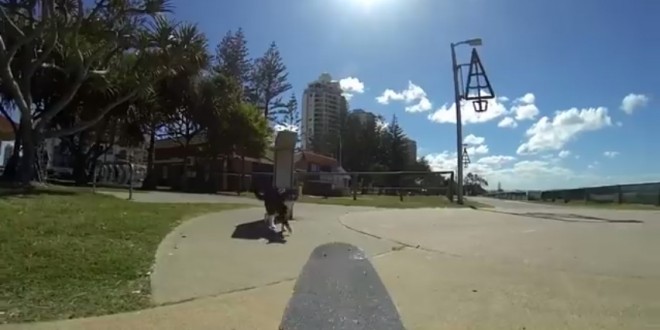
615, 121, 623, 127
466, 144, 489, 155
498, 117, 518, 128
517, 107, 612, 155
428, 98, 508, 124
517, 93, 535, 104
620, 93, 650, 114
405, 97, 432, 112
558, 150, 571, 158
511, 93, 540, 121
339, 77, 365, 101
376, 119, 389, 130
428, 91, 538, 125
273, 123, 299, 132
425, 151, 457, 172
463, 134, 485, 145
423, 148, 660, 190
513, 103, 540, 121
603, 151, 620, 158
339, 77, 365, 94
376, 81, 432, 112
477, 155, 516, 168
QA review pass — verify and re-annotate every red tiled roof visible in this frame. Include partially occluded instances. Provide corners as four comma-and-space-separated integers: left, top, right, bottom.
0, 116, 16, 141
296, 151, 338, 168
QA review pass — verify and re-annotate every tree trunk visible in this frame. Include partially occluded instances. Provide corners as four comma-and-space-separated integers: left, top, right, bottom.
17, 120, 36, 186
72, 149, 88, 185
141, 124, 157, 190
239, 152, 246, 195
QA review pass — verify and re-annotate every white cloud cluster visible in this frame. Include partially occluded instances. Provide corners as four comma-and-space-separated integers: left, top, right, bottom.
339, 77, 365, 100
603, 151, 620, 158
620, 93, 650, 114
517, 107, 612, 155
423, 146, 660, 190
427, 92, 539, 127
423, 149, 577, 190
558, 150, 571, 158
463, 134, 485, 145
497, 117, 518, 128
376, 81, 432, 113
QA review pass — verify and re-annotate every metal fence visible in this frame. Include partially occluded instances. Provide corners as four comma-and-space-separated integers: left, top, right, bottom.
490, 182, 660, 206
226, 170, 456, 201
537, 182, 660, 206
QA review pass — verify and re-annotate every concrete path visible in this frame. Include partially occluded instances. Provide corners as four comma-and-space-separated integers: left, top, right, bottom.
5, 193, 660, 329
150, 203, 397, 304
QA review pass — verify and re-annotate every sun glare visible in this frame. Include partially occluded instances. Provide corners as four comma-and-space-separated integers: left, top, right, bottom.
354, 0, 381, 9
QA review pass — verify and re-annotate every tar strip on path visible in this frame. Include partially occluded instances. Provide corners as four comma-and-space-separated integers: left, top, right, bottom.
280, 242, 405, 330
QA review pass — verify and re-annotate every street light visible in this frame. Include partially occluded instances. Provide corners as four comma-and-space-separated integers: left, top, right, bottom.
451, 38, 483, 205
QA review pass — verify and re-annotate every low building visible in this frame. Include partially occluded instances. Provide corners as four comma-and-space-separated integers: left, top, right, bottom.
295, 151, 350, 196
0, 116, 16, 168
153, 135, 275, 192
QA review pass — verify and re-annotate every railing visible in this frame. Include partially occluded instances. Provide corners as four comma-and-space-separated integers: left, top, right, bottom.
490, 182, 660, 206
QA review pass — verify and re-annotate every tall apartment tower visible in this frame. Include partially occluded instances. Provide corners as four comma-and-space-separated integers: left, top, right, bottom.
301, 73, 348, 155
404, 137, 418, 164
351, 109, 377, 125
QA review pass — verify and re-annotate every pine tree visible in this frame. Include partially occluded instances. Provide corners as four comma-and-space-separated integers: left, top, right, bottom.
251, 42, 292, 120
213, 28, 252, 88
277, 93, 302, 148
386, 114, 408, 171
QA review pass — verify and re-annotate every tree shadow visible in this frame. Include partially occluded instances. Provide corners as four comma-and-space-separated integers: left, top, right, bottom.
517, 212, 643, 224
231, 219, 288, 244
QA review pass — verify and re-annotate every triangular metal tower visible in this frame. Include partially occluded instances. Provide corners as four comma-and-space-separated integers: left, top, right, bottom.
462, 144, 471, 168
464, 48, 494, 112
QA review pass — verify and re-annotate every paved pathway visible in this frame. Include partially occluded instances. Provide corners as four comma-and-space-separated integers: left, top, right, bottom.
4, 194, 660, 329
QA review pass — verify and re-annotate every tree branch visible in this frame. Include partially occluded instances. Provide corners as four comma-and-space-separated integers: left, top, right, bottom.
0, 0, 52, 62
43, 89, 139, 139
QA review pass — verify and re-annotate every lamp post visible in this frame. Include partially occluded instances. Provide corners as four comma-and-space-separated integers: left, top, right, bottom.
451, 38, 483, 205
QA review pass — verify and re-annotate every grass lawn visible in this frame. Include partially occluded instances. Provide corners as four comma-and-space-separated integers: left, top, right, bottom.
530, 200, 660, 210
0, 188, 248, 324
298, 194, 490, 209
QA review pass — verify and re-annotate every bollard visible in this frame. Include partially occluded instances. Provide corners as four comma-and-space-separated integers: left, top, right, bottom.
128, 162, 134, 201
92, 166, 98, 193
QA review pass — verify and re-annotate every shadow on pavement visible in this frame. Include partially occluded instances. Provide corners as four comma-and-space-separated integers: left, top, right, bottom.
503, 211, 643, 224
231, 219, 287, 244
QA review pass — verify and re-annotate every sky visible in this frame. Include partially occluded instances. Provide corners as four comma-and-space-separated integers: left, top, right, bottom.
5, 0, 660, 190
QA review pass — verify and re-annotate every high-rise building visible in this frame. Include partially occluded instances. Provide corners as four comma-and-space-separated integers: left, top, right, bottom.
351, 109, 376, 125
404, 138, 417, 164
301, 73, 348, 155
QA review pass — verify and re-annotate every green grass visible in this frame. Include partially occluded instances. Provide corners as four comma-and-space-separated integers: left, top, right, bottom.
529, 200, 660, 210
298, 194, 490, 209
0, 188, 248, 324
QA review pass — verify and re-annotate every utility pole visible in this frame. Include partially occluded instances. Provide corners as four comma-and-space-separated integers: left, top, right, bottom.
450, 38, 494, 204
451, 42, 465, 204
